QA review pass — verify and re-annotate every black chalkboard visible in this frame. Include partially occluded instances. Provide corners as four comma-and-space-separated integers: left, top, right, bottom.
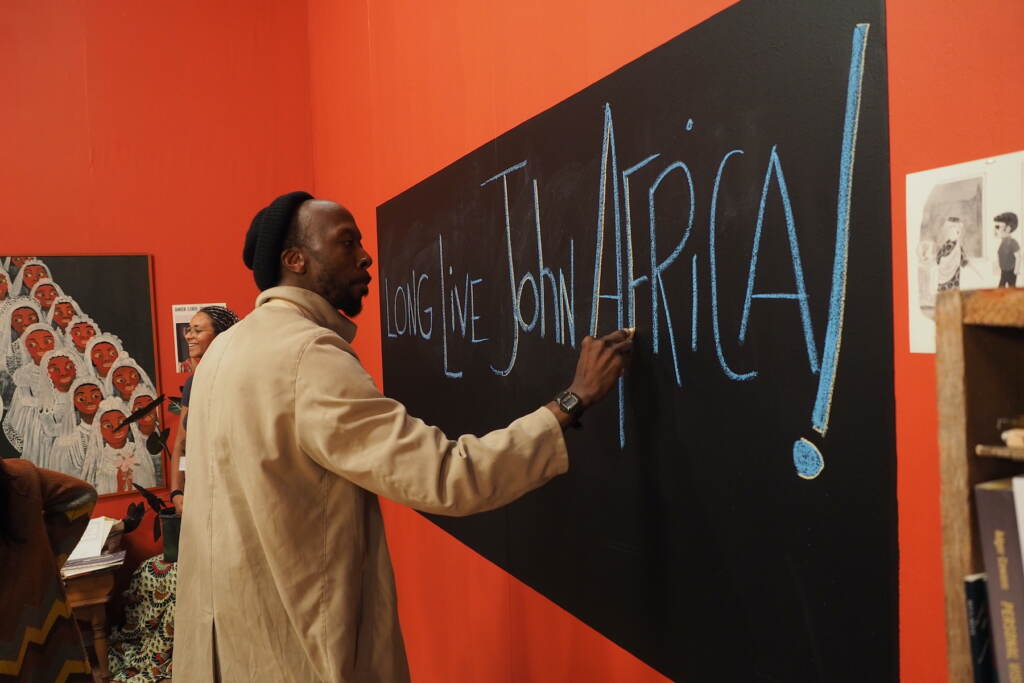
377, 0, 895, 680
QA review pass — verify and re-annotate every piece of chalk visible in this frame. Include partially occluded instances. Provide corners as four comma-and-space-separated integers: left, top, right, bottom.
625, 327, 636, 339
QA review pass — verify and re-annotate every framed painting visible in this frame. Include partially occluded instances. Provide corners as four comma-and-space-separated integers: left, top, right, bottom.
0, 255, 162, 496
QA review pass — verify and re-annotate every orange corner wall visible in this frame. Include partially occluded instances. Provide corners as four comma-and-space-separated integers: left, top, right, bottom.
0, 0, 314, 563
3, 0, 1024, 680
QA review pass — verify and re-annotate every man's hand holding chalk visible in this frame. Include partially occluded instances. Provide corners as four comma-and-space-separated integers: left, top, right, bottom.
546, 328, 634, 429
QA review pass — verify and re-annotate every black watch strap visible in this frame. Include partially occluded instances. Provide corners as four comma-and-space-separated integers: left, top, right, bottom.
554, 390, 586, 427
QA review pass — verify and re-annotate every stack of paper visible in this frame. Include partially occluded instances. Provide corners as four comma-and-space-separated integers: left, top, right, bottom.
67, 517, 118, 561
61, 517, 125, 578
62, 550, 126, 578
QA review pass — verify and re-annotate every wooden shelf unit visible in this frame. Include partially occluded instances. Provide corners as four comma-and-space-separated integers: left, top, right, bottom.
937, 288, 1024, 681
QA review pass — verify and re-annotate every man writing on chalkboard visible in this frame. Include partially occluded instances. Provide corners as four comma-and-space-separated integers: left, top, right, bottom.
174, 191, 633, 682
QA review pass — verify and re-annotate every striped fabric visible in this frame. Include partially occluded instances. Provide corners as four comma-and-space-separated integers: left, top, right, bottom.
1, 460, 97, 683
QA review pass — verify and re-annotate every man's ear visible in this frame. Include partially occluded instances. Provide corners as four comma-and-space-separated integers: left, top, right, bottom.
281, 247, 306, 275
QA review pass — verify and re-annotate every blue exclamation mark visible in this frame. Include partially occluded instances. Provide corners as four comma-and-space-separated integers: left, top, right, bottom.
793, 23, 870, 480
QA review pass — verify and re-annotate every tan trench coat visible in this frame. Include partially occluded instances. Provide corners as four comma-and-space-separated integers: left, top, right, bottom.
174, 286, 568, 682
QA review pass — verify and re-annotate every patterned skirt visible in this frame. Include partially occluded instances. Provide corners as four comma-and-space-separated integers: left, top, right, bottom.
108, 556, 176, 682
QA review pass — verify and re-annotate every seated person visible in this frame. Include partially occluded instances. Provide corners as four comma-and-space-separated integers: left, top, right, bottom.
0, 458, 97, 681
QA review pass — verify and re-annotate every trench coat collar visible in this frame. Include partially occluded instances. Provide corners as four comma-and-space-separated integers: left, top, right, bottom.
255, 286, 358, 343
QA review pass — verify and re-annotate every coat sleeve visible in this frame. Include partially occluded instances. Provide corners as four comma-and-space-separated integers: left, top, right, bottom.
36, 466, 97, 564
294, 332, 569, 517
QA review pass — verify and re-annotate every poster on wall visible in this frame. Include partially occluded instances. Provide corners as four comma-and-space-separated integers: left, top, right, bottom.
0, 255, 162, 495
906, 149, 1024, 353
172, 302, 224, 373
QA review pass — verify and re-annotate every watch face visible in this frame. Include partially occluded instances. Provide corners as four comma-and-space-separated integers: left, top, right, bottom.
559, 392, 580, 411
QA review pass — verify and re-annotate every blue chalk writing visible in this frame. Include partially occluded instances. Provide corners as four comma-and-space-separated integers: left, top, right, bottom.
559, 241, 576, 348
384, 278, 397, 338
481, 160, 528, 186
417, 273, 433, 340
452, 274, 470, 335
437, 234, 462, 379
623, 154, 660, 327
738, 146, 819, 373
649, 161, 695, 387
518, 273, 540, 332
470, 278, 486, 342
533, 179, 561, 341
590, 103, 624, 336
709, 149, 757, 381
691, 255, 698, 351
657, 275, 683, 387
409, 271, 420, 337
481, 161, 527, 376
792, 438, 825, 479
381, 24, 872, 477
811, 23, 869, 436
394, 285, 409, 335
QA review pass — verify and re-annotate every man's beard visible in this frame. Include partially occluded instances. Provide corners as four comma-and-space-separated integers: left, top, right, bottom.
337, 294, 363, 318
315, 269, 363, 317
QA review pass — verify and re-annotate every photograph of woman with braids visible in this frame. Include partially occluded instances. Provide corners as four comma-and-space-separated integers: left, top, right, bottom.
168, 305, 239, 514
171, 302, 225, 373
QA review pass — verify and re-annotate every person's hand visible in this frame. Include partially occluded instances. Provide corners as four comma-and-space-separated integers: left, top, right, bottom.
566, 329, 634, 407
172, 493, 185, 516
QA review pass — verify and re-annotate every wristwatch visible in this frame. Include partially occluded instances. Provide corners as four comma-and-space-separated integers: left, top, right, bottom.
554, 390, 586, 427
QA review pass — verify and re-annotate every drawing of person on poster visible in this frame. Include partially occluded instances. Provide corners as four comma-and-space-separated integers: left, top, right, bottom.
993, 211, 1021, 287
83, 396, 154, 494
56, 375, 105, 478
104, 355, 154, 403
29, 279, 62, 315
0, 298, 43, 412
4, 256, 34, 281
36, 350, 80, 473
936, 217, 971, 291
3, 322, 57, 461
920, 178, 985, 310
11, 259, 51, 297
47, 295, 83, 343
84, 333, 124, 380
128, 385, 162, 487
65, 314, 99, 367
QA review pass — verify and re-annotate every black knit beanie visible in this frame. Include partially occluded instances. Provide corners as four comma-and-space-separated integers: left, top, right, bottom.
242, 191, 314, 290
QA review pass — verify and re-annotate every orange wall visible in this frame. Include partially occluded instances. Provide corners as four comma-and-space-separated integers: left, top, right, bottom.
888, 1, 1024, 680
306, 0, 1024, 681
0, 0, 314, 562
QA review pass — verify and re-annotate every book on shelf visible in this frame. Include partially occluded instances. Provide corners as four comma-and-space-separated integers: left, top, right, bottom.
975, 479, 1024, 683
964, 573, 996, 683
1012, 477, 1024, 571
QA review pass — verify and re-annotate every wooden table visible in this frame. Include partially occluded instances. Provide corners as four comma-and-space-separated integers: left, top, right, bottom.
64, 567, 118, 681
